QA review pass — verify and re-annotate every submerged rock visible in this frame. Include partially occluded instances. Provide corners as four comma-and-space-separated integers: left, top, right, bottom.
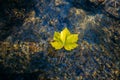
0, 0, 120, 79
69, 0, 120, 20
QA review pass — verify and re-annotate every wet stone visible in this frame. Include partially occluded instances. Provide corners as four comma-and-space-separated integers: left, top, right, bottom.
0, 0, 120, 79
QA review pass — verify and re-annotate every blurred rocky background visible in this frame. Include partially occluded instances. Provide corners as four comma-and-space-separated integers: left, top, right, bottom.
0, 0, 120, 80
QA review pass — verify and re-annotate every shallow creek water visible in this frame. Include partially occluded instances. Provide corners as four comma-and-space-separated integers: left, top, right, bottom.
0, 0, 120, 80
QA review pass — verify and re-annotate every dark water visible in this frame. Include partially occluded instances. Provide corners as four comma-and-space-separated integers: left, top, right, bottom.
0, 0, 120, 80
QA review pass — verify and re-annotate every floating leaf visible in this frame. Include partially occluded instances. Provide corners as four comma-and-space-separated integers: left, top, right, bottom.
50, 27, 78, 51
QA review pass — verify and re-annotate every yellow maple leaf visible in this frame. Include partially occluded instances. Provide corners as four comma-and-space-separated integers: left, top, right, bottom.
50, 27, 78, 51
